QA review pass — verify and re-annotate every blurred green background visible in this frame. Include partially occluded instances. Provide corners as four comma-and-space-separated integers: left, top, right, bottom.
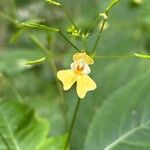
0, 0, 150, 150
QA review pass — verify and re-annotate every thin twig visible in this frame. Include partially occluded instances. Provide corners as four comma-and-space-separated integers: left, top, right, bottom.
92, 18, 107, 54
4, 76, 24, 103
61, 5, 77, 29
87, 15, 100, 34
0, 11, 18, 25
58, 31, 80, 51
28, 33, 50, 55
92, 0, 120, 54
95, 54, 135, 59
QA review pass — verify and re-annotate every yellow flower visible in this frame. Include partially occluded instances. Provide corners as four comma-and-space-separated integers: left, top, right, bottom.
57, 52, 96, 99
73, 52, 94, 64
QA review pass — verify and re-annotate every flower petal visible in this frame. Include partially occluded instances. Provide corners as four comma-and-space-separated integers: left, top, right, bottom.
57, 70, 77, 90
71, 61, 91, 75
73, 52, 94, 65
76, 75, 97, 99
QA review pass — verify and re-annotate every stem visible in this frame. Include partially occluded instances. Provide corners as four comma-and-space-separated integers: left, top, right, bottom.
0, 11, 17, 25
28, 33, 67, 125
4, 76, 24, 103
95, 54, 135, 59
92, 0, 120, 54
48, 33, 69, 127
28, 33, 50, 55
87, 15, 100, 34
49, 58, 67, 124
48, 34, 65, 108
10, 0, 17, 17
58, 31, 80, 51
61, 5, 77, 29
92, 18, 107, 54
49, 59, 64, 100
82, 38, 87, 50
25, 24, 80, 51
64, 97, 81, 150
21, 23, 79, 52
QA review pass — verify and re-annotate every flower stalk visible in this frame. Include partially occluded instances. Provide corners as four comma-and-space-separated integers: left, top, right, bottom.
61, 5, 77, 29
64, 97, 81, 150
92, 14, 108, 54
92, 0, 120, 54
58, 31, 80, 51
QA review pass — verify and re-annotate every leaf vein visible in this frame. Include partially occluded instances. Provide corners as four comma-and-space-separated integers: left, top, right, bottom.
104, 120, 150, 150
0, 109, 21, 150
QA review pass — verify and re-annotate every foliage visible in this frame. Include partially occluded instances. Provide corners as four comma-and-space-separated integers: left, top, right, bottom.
0, 0, 150, 150
0, 100, 66, 150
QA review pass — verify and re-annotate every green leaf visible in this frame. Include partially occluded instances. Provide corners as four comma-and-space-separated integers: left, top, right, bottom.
37, 134, 67, 150
0, 100, 49, 150
84, 71, 150, 150
0, 100, 67, 150
0, 49, 44, 75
